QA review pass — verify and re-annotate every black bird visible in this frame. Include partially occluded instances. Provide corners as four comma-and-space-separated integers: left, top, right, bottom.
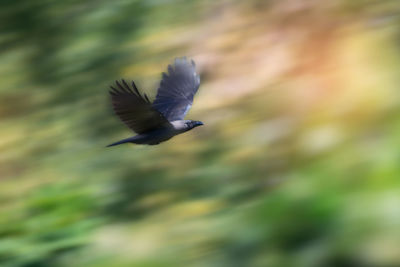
107, 57, 203, 147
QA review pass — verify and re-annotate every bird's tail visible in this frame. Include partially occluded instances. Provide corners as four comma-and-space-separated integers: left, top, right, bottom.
106, 137, 137, 147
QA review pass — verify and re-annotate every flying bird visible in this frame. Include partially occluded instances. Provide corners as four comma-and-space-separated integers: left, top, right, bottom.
107, 57, 203, 147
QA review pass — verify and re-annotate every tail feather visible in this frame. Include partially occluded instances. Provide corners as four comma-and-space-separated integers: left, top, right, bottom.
106, 136, 136, 147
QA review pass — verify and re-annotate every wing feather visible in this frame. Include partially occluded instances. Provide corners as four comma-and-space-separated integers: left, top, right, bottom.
152, 57, 200, 121
109, 79, 171, 134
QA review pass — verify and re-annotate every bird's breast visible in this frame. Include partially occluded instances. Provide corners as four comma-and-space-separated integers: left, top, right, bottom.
132, 128, 176, 145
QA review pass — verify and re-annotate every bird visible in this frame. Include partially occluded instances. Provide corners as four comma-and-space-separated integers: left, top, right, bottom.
107, 57, 203, 147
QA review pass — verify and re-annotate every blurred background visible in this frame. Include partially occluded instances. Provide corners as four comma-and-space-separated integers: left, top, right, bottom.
1, 0, 400, 266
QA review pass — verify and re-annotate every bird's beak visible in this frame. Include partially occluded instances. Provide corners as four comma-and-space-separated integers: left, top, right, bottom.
197, 121, 204, 126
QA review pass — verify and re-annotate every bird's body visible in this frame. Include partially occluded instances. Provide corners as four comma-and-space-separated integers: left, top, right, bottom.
107, 120, 203, 146
107, 57, 203, 147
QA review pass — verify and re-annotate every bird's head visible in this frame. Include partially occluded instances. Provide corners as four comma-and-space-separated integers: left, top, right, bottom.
171, 120, 204, 132
186, 120, 204, 130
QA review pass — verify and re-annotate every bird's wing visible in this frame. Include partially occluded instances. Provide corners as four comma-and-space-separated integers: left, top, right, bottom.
109, 79, 171, 134
152, 57, 200, 121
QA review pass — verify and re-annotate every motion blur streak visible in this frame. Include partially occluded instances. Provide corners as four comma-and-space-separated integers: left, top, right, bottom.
1, 0, 400, 266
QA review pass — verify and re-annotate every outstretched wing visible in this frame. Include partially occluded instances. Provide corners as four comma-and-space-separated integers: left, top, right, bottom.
152, 57, 200, 121
109, 80, 171, 134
